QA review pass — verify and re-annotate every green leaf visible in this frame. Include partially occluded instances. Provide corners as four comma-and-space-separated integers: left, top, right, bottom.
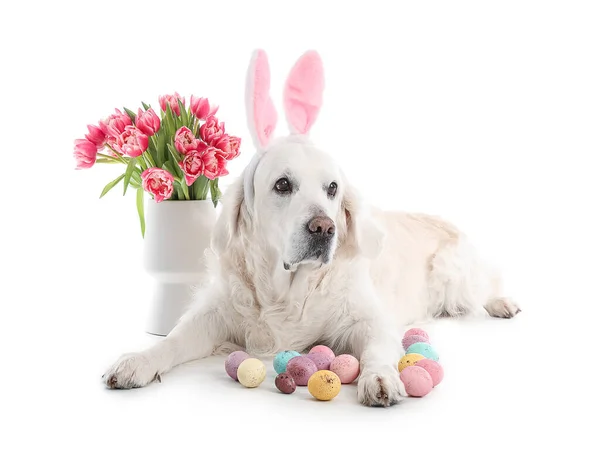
123, 157, 139, 196
167, 143, 182, 163
142, 102, 151, 111
209, 178, 221, 207
136, 187, 145, 238
95, 158, 117, 164
124, 107, 137, 123
163, 161, 183, 180
99, 173, 125, 198
178, 99, 188, 126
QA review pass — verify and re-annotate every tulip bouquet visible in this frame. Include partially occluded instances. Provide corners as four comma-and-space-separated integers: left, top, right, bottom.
73, 93, 241, 236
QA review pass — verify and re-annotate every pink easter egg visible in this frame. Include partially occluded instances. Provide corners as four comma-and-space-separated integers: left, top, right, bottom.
415, 359, 444, 387
306, 352, 333, 370
308, 345, 336, 360
399, 366, 433, 397
402, 334, 429, 351
403, 328, 430, 342
329, 354, 360, 384
225, 351, 250, 381
287, 356, 318, 386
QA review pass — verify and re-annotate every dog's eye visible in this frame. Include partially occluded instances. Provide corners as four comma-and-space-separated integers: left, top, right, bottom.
327, 182, 338, 198
274, 178, 292, 194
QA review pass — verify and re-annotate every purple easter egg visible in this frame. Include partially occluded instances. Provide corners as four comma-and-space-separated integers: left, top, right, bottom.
287, 356, 318, 386
225, 351, 250, 381
306, 352, 333, 371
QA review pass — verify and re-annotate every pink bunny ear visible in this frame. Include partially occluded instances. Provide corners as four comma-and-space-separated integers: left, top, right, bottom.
283, 50, 325, 135
245, 49, 277, 149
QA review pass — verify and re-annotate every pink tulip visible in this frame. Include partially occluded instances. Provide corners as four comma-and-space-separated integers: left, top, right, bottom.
178, 147, 219, 185
174, 126, 201, 155
159, 92, 185, 116
214, 151, 230, 177
227, 136, 241, 160
190, 95, 218, 120
85, 124, 106, 149
73, 139, 97, 169
141, 167, 174, 203
199, 116, 225, 144
136, 108, 161, 136
99, 109, 132, 139
115, 126, 149, 158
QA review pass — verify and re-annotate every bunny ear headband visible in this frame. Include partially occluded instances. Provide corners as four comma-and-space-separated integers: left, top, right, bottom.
243, 49, 325, 207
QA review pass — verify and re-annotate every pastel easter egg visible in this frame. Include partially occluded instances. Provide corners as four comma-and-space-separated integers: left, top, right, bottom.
306, 352, 333, 371
275, 372, 297, 394
308, 345, 335, 360
397, 353, 425, 372
406, 342, 439, 361
225, 351, 250, 381
402, 333, 429, 351
329, 354, 360, 384
403, 328, 430, 342
287, 356, 318, 386
415, 359, 444, 387
308, 370, 342, 401
237, 358, 266, 388
400, 365, 433, 397
273, 350, 301, 374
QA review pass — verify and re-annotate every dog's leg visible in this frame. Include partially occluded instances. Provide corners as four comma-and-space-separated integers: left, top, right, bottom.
327, 310, 405, 407
102, 298, 228, 389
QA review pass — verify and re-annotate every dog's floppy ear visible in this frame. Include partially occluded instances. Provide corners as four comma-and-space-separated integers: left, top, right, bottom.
339, 178, 384, 259
211, 175, 246, 256
246, 49, 278, 150
283, 50, 324, 135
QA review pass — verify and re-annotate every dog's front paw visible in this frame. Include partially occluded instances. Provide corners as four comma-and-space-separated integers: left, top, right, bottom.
358, 366, 406, 407
102, 352, 159, 389
485, 297, 522, 319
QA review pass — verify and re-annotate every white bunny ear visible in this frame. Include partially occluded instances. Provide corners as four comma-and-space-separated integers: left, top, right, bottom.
245, 49, 278, 149
283, 50, 325, 135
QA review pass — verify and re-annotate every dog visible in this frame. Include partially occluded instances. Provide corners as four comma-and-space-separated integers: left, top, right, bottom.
102, 50, 521, 406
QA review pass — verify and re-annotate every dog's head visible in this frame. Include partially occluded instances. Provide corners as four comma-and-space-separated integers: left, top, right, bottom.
212, 50, 383, 271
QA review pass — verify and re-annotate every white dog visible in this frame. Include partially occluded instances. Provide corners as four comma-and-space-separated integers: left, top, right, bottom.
102, 50, 520, 406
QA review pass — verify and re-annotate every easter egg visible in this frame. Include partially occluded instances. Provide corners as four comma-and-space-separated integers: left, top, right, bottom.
273, 350, 301, 374
308, 345, 335, 360
306, 352, 333, 371
402, 334, 429, 351
399, 365, 433, 397
225, 351, 250, 381
237, 358, 266, 388
415, 359, 444, 387
404, 328, 429, 341
307, 370, 342, 401
275, 372, 297, 394
406, 342, 439, 361
287, 356, 318, 386
329, 354, 360, 384
397, 353, 425, 372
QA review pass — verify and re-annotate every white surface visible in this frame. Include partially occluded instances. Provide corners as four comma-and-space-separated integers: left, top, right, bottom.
2, 1, 599, 456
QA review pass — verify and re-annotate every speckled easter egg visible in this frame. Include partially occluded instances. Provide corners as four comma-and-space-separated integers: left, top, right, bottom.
399, 365, 433, 397
415, 359, 444, 387
306, 352, 333, 371
237, 358, 266, 388
329, 354, 360, 384
287, 356, 318, 386
406, 342, 439, 361
308, 370, 342, 401
225, 351, 250, 381
308, 345, 336, 360
397, 353, 425, 372
402, 334, 429, 351
404, 328, 430, 342
275, 372, 296, 394
273, 350, 301, 374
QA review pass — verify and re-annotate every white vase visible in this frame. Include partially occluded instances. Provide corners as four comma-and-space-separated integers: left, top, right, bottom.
143, 199, 216, 336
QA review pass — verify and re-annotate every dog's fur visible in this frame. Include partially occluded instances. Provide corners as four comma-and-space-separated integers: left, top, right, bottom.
102, 135, 520, 406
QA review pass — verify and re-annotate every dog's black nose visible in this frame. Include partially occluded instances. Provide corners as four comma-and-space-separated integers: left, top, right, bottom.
307, 216, 336, 237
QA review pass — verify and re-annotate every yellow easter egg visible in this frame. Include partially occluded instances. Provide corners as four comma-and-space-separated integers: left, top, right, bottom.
307, 370, 342, 401
237, 358, 266, 388
398, 353, 425, 372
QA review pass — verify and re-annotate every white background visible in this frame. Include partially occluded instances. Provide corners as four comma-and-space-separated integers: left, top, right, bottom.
2, 1, 599, 455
